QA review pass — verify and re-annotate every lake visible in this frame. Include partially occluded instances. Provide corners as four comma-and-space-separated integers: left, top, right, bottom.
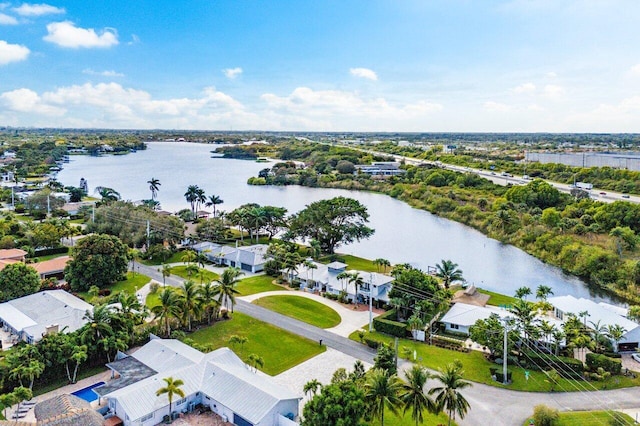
56, 142, 615, 303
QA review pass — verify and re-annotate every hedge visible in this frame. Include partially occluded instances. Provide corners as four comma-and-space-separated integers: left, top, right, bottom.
32, 246, 69, 257
585, 353, 622, 375
373, 309, 409, 338
521, 352, 584, 379
364, 338, 380, 349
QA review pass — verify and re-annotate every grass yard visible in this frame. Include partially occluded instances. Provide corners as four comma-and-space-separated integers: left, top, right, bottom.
368, 408, 455, 426
236, 275, 286, 295
32, 365, 107, 397
478, 288, 518, 307
111, 272, 151, 294
189, 312, 325, 375
253, 295, 341, 328
140, 250, 186, 265
31, 252, 70, 262
522, 410, 635, 425
170, 265, 219, 283
146, 291, 160, 308
351, 330, 640, 392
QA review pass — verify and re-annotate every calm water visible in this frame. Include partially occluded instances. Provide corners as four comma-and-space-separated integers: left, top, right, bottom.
56, 142, 615, 303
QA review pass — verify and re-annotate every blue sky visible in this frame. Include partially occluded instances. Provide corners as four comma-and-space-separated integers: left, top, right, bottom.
1, 1, 640, 132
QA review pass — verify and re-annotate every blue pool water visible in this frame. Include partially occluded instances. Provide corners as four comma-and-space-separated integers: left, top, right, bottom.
71, 381, 105, 403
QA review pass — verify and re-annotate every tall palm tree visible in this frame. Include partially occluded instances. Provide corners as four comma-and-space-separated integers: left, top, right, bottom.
156, 377, 185, 423
94, 186, 121, 204
606, 324, 627, 353
348, 273, 365, 306
80, 305, 114, 347
303, 379, 322, 397
161, 264, 172, 287
195, 187, 207, 215
184, 185, 200, 217
364, 368, 404, 426
247, 353, 264, 372
151, 288, 182, 336
435, 259, 464, 289
535, 284, 554, 301
147, 177, 161, 200
179, 280, 203, 331
402, 365, 436, 426
181, 249, 196, 265
589, 319, 609, 351
514, 286, 532, 300
429, 364, 472, 426
200, 281, 220, 324
214, 267, 243, 312
205, 194, 224, 217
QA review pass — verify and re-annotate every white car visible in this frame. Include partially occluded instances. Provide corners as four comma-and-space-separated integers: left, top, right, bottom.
632, 353, 640, 363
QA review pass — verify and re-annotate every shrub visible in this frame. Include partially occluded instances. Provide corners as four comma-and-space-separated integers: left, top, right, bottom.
364, 338, 380, 349
372, 309, 408, 338
149, 282, 160, 294
33, 246, 69, 257
585, 353, 622, 375
522, 352, 584, 379
98, 289, 111, 297
533, 404, 559, 426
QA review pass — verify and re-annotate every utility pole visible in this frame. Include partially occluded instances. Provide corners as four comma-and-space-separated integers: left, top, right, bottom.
146, 220, 150, 250
368, 273, 373, 332
91, 204, 95, 223
502, 317, 513, 385
47, 194, 51, 217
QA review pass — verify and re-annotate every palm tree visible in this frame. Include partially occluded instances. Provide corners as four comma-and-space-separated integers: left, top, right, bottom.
606, 324, 627, 353
303, 379, 322, 398
184, 185, 200, 217
214, 267, 243, 312
70, 345, 88, 383
514, 286, 532, 300
151, 288, 182, 336
374, 258, 391, 273
435, 259, 464, 289
302, 259, 317, 288
195, 187, 207, 216
200, 281, 220, 324
181, 249, 196, 265
402, 365, 436, 426
205, 194, 224, 217
429, 364, 472, 426
94, 186, 121, 204
229, 335, 248, 355
589, 319, 608, 351
336, 271, 352, 292
283, 251, 302, 285
147, 177, 161, 200
247, 353, 264, 372
80, 305, 113, 347
348, 273, 365, 306
535, 285, 554, 301
364, 368, 404, 426
161, 264, 172, 287
156, 377, 185, 422
24, 359, 45, 390
179, 280, 203, 331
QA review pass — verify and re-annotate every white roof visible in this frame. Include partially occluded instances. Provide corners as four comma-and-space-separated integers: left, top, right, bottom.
598, 302, 629, 318
440, 302, 512, 326
0, 290, 93, 340
107, 340, 300, 423
293, 261, 393, 295
549, 295, 638, 334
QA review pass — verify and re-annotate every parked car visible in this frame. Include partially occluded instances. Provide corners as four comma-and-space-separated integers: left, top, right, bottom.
632, 353, 640, 363
622, 194, 630, 198
599, 192, 607, 195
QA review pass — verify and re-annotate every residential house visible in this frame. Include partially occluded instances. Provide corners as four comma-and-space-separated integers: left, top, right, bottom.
192, 242, 268, 273
355, 161, 406, 176
0, 290, 93, 345
289, 260, 393, 304
98, 338, 301, 426
31, 256, 71, 280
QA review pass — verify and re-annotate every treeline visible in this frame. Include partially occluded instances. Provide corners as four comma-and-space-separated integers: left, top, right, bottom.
246, 140, 640, 303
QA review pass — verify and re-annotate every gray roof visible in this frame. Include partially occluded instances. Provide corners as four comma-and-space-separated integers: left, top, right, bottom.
96, 356, 157, 396
33, 394, 103, 426
549, 295, 638, 335
0, 290, 92, 341
105, 340, 300, 424
131, 338, 205, 372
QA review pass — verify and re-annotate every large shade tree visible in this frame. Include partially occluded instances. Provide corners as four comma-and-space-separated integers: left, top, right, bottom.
286, 196, 374, 254
65, 234, 129, 291
0, 263, 41, 302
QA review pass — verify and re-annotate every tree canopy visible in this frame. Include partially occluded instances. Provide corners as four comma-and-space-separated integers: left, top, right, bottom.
0, 263, 41, 302
286, 196, 374, 254
65, 234, 129, 291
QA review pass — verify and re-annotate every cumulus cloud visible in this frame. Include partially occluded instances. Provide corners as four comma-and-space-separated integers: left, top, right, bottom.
83, 68, 124, 77
630, 64, 640, 76
13, 3, 64, 16
44, 21, 118, 48
350, 67, 378, 81
223, 67, 242, 79
0, 40, 29, 65
0, 88, 65, 115
483, 101, 511, 112
512, 82, 536, 94
542, 84, 564, 99
0, 12, 17, 24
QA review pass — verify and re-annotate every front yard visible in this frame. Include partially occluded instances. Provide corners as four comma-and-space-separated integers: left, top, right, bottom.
253, 295, 341, 328
236, 275, 286, 295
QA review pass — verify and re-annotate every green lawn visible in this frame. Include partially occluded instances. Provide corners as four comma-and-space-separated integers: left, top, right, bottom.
351, 330, 640, 392
139, 250, 186, 265
369, 408, 455, 426
478, 288, 518, 307
236, 275, 286, 295
253, 295, 341, 328
31, 252, 69, 262
188, 312, 325, 375
111, 272, 151, 294
522, 410, 635, 425
32, 365, 107, 397
170, 265, 219, 283
146, 291, 160, 308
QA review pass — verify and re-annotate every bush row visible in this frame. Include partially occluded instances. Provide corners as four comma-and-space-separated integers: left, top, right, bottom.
32, 246, 69, 257
520, 352, 584, 379
372, 309, 409, 338
585, 353, 622, 375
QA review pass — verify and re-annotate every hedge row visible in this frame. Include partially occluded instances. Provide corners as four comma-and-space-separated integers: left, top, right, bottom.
372, 309, 409, 338
586, 353, 622, 375
33, 246, 69, 257
521, 352, 584, 379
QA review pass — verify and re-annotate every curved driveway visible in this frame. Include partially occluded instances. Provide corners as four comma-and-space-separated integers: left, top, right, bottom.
137, 263, 640, 425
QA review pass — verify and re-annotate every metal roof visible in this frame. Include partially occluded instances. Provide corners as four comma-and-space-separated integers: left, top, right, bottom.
549, 295, 638, 333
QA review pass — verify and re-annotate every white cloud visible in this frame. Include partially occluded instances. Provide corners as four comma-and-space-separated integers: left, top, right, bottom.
0, 40, 29, 65
528, 104, 544, 111
630, 64, 640, 76
512, 82, 536, 94
0, 88, 65, 115
83, 68, 124, 77
223, 67, 242, 79
546, 71, 558, 78
483, 101, 511, 112
127, 34, 140, 45
0, 12, 17, 24
542, 84, 564, 99
44, 21, 118, 48
349, 67, 378, 81
13, 3, 64, 16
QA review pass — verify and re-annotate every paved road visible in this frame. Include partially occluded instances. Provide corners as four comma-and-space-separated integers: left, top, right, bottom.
137, 263, 640, 425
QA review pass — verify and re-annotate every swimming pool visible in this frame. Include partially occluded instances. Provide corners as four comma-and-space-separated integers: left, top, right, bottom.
71, 381, 105, 403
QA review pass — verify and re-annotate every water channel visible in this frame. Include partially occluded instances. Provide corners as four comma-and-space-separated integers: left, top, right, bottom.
56, 142, 616, 304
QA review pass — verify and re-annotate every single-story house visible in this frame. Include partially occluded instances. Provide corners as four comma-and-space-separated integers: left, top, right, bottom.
61, 201, 95, 216
0, 248, 27, 262
549, 295, 640, 352
355, 161, 406, 176
288, 260, 393, 304
0, 290, 93, 345
98, 338, 301, 426
31, 256, 71, 280
192, 242, 268, 273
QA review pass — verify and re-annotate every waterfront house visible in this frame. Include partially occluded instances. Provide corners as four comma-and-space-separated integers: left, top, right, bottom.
355, 161, 406, 177
288, 260, 393, 304
0, 290, 93, 345
192, 242, 268, 273
98, 338, 301, 426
